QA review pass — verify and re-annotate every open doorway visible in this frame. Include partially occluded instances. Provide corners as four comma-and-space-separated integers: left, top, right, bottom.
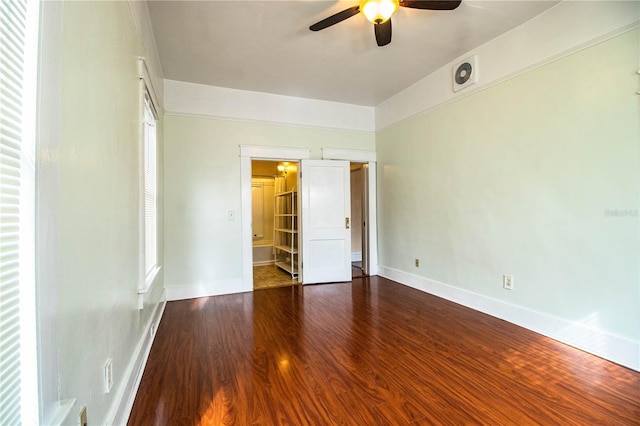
240, 146, 377, 291
350, 163, 368, 279
251, 160, 300, 290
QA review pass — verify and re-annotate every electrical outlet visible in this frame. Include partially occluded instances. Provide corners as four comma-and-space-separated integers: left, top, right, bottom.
78, 405, 87, 426
503, 275, 513, 290
104, 358, 113, 393
415, 259, 419, 267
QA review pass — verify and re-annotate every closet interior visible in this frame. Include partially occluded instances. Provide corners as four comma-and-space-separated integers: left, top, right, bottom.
350, 163, 365, 278
251, 160, 299, 289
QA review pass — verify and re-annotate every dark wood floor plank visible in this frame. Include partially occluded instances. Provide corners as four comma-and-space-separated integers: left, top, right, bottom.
128, 277, 640, 425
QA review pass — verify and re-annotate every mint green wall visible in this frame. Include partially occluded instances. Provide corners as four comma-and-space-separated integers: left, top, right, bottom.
377, 30, 639, 341
41, 1, 165, 422
163, 115, 374, 293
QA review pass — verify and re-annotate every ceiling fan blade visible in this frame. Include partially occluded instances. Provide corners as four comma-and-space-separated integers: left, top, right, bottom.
399, 0, 462, 10
374, 19, 392, 47
309, 5, 361, 31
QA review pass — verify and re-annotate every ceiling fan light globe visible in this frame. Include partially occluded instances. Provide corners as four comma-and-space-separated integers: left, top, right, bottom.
360, 0, 399, 24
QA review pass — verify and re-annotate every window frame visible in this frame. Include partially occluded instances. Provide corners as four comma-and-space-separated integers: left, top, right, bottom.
143, 91, 158, 279
138, 58, 160, 299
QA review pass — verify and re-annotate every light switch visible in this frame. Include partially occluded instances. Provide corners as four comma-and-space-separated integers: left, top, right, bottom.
228, 210, 236, 220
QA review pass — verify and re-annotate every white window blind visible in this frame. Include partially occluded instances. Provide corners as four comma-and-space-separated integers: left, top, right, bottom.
143, 93, 157, 277
1, 0, 38, 424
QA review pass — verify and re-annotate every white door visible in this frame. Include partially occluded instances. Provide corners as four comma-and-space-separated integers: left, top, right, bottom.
301, 160, 351, 284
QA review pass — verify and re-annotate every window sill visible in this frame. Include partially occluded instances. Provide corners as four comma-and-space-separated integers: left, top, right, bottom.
138, 265, 161, 310
139, 265, 161, 295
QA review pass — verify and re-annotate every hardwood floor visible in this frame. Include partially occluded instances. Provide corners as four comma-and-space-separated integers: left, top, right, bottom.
128, 276, 640, 425
352, 262, 365, 278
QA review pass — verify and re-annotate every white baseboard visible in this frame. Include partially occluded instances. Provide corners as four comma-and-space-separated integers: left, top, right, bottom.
53, 399, 76, 426
378, 265, 639, 372
107, 291, 167, 425
165, 278, 245, 301
351, 252, 362, 262
253, 260, 274, 267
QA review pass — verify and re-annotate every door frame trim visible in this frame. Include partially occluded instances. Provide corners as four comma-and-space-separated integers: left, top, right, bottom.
240, 145, 310, 292
322, 147, 376, 163
321, 148, 378, 277
240, 146, 377, 292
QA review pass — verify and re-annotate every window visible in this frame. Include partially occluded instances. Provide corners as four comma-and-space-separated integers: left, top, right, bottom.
137, 59, 160, 303
142, 91, 158, 282
0, 0, 39, 423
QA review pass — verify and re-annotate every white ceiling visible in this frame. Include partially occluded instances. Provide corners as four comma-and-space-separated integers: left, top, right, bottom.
147, 0, 559, 106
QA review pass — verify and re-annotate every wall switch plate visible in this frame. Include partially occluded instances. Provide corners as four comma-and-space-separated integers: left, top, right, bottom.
228, 210, 236, 220
104, 358, 113, 393
503, 275, 513, 290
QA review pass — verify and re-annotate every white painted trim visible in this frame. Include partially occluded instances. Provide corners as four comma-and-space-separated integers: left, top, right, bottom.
322, 148, 376, 163
378, 266, 640, 372
137, 58, 162, 113
367, 163, 378, 276
137, 79, 146, 296
164, 111, 374, 137
319, 148, 378, 277
351, 252, 362, 262
241, 155, 254, 293
253, 260, 275, 267
240, 145, 311, 160
140, 265, 160, 294
51, 399, 75, 426
164, 79, 375, 132
165, 280, 246, 301
137, 266, 161, 309
240, 145, 312, 292
375, 1, 640, 130
107, 292, 167, 425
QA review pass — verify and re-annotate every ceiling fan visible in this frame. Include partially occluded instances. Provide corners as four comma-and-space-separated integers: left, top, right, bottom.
309, 0, 462, 47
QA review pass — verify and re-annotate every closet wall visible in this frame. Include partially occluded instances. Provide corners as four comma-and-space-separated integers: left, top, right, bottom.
252, 161, 277, 265
251, 161, 299, 267
350, 165, 363, 262
251, 178, 274, 265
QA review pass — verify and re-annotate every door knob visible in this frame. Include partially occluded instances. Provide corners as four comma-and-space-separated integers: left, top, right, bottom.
345, 217, 350, 229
